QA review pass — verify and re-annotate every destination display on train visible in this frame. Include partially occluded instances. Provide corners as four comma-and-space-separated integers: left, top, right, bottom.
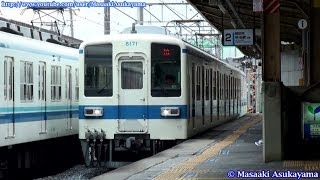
302, 102, 320, 139
151, 43, 180, 59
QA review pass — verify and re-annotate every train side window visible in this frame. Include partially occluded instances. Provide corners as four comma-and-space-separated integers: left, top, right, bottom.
213, 71, 216, 100
231, 77, 233, 99
234, 77, 236, 99
84, 44, 113, 97
39, 31, 42, 41
220, 74, 222, 100
216, 71, 219, 100
191, 63, 196, 119
226, 75, 229, 100
75, 68, 79, 101
205, 69, 209, 100
4, 60, 7, 100
227, 75, 230, 100
238, 78, 240, 99
209, 69, 212, 101
30, 29, 34, 39
51, 66, 61, 101
222, 74, 225, 100
230, 77, 233, 99
221, 74, 224, 100
20, 61, 33, 102
196, 66, 201, 100
65, 66, 72, 100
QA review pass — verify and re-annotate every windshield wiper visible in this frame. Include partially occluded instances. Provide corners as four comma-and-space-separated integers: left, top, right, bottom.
97, 86, 106, 94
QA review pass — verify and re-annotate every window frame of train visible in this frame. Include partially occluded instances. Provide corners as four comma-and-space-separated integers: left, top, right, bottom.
84, 44, 113, 97
51, 65, 61, 101
20, 61, 34, 102
151, 43, 181, 97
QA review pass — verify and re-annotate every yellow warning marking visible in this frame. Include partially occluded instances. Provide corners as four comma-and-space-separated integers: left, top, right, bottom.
154, 116, 261, 180
314, 0, 320, 8
283, 160, 320, 171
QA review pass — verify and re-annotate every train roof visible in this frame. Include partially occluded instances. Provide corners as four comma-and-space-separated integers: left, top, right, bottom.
79, 33, 182, 47
80, 33, 245, 76
184, 42, 245, 76
0, 31, 78, 61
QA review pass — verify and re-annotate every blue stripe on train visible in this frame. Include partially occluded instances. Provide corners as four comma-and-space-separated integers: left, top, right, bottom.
79, 105, 188, 120
0, 110, 78, 124
0, 106, 79, 113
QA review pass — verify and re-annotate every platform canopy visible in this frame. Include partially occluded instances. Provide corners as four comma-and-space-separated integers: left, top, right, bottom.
187, 0, 309, 58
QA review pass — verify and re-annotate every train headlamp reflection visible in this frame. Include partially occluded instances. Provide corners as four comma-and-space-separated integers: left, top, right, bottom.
84, 107, 103, 117
161, 107, 180, 117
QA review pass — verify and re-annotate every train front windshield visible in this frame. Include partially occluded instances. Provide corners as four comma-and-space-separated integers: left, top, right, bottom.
151, 43, 181, 97
84, 44, 113, 97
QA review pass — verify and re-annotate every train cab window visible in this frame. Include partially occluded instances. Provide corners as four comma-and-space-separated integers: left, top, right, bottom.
51, 66, 61, 101
20, 61, 33, 102
84, 44, 112, 97
151, 43, 181, 97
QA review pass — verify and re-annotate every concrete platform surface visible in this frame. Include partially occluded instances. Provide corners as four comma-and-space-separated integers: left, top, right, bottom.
93, 114, 320, 180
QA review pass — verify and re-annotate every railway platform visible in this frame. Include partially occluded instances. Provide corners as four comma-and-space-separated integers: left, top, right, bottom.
93, 114, 320, 180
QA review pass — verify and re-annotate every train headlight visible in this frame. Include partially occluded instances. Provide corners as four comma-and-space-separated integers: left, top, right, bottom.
161, 107, 180, 117
84, 107, 103, 117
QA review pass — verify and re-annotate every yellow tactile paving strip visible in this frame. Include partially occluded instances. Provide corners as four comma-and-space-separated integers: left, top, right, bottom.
283, 160, 320, 171
154, 116, 262, 180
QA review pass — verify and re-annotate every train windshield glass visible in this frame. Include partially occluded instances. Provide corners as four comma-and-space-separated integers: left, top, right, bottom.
84, 44, 113, 97
151, 43, 181, 97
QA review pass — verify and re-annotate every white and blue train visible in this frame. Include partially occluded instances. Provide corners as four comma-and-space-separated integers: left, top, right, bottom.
78, 28, 247, 167
0, 30, 79, 176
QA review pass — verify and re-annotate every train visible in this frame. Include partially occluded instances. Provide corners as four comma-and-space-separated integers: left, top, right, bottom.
0, 30, 79, 178
78, 26, 248, 168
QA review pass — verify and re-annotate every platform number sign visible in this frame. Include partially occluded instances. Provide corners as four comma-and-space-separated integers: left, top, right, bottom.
223, 29, 254, 46
225, 33, 232, 43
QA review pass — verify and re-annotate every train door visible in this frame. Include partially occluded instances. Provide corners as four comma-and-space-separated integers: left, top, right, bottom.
39, 62, 47, 133
65, 66, 72, 130
4, 57, 15, 138
117, 56, 147, 132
